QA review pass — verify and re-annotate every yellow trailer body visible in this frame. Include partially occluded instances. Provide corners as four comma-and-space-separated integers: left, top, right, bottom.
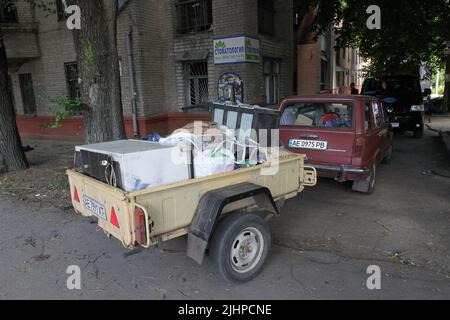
68, 154, 316, 249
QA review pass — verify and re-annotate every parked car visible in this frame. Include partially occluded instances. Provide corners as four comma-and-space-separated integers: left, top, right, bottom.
279, 95, 394, 194
361, 75, 425, 138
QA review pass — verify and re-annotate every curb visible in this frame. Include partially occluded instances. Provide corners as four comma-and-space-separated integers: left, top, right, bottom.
439, 131, 450, 155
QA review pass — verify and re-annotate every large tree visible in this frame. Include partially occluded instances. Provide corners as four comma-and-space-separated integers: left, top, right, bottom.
296, 0, 450, 111
0, 3, 28, 173
68, 0, 126, 143
0, 0, 127, 174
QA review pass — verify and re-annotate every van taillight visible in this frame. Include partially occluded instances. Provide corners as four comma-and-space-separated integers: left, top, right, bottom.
134, 207, 147, 246
354, 137, 366, 158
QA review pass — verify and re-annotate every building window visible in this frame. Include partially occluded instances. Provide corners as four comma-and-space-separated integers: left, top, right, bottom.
55, 0, 66, 21
64, 63, 81, 100
263, 58, 280, 104
19, 74, 37, 116
8, 75, 16, 113
320, 59, 329, 91
118, 0, 129, 11
258, 0, 275, 35
185, 61, 208, 106
176, 0, 212, 34
0, 4, 18, 23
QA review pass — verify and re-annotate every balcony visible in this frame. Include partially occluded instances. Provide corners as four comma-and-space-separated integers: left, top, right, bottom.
3, 24, 40, 70
1, 5, 40, 70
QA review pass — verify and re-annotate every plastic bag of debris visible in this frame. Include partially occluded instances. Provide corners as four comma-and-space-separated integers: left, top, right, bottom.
193, 143, 236, 179
160, 122, 237, 178
162, 122, 236, 152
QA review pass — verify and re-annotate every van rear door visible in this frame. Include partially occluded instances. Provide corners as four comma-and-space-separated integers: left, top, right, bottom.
279, 100, 356, 165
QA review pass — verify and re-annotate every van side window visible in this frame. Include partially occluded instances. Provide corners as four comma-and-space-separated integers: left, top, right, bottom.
365, 102, 373, 133
372, 101, 382, 128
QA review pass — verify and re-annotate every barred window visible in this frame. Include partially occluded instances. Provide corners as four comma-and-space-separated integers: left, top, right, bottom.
264, 58, 280, 104
185, 61, 208, 106
176, 0, 212, 34
258, 0, 274, 35
0, 4, 18, 23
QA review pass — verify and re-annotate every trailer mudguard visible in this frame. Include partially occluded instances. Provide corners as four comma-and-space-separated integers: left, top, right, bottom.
187, 182, 279, 264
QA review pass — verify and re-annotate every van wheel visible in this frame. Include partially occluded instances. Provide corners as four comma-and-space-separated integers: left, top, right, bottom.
414, 128, 424, 139
210, 213, 271, 283
352, 165, 376, 195
382, 145, 393, 164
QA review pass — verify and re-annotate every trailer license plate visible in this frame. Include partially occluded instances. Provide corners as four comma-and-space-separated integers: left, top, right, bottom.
289, 139, 328, 151
83, 195, 107, 220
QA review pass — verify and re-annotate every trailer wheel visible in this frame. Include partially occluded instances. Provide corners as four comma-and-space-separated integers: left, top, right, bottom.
210, 213, 271, 283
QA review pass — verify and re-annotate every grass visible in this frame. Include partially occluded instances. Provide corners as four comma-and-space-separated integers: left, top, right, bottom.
386, 251, 416, 266
48, 175, 69, 192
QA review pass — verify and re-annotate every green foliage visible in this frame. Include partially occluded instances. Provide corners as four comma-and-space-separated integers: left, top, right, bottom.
296, 0, 450, 75
47, 97, 87, 129
86, 43, 94, 65
48, 175, 69, 191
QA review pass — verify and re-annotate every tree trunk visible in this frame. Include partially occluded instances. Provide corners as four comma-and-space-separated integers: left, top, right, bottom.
0, 28, 29, 173
443, 54, 450, 114
71, 0, 126, 144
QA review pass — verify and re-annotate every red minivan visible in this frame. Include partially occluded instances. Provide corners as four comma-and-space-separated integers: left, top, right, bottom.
279, 95, 393, 194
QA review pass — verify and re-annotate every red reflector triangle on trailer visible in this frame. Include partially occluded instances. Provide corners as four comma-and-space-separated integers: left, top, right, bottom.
110, 207, 120, 229
74, 187, 80, 203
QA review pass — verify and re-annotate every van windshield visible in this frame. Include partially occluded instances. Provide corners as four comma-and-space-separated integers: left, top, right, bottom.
280, 102, 353, 129
363, 77, 421, 97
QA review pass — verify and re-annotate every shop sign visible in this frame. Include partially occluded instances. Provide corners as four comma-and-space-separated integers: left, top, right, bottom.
214, 36, 260, 65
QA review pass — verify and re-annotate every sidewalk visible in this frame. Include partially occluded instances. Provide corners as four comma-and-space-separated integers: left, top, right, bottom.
440, 131, 450, 155
426, 116, 450, 155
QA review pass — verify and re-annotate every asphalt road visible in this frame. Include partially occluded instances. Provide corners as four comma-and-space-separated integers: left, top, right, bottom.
0, 125, 449, 300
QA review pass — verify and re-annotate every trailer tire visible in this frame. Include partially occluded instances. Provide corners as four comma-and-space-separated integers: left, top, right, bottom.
210, 213, 271, 283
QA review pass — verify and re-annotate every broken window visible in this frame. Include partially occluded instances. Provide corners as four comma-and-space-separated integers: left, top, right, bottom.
258, 0, 275, 35
176, 0, 212, 34
185, 61, 208, 106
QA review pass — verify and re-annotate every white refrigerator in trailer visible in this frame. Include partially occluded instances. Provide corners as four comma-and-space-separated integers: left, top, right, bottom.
75, 140, 191, 192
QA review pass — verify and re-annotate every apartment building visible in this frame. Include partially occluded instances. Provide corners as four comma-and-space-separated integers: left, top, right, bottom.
5, 0, 295, 140
296, 24, 365, 95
